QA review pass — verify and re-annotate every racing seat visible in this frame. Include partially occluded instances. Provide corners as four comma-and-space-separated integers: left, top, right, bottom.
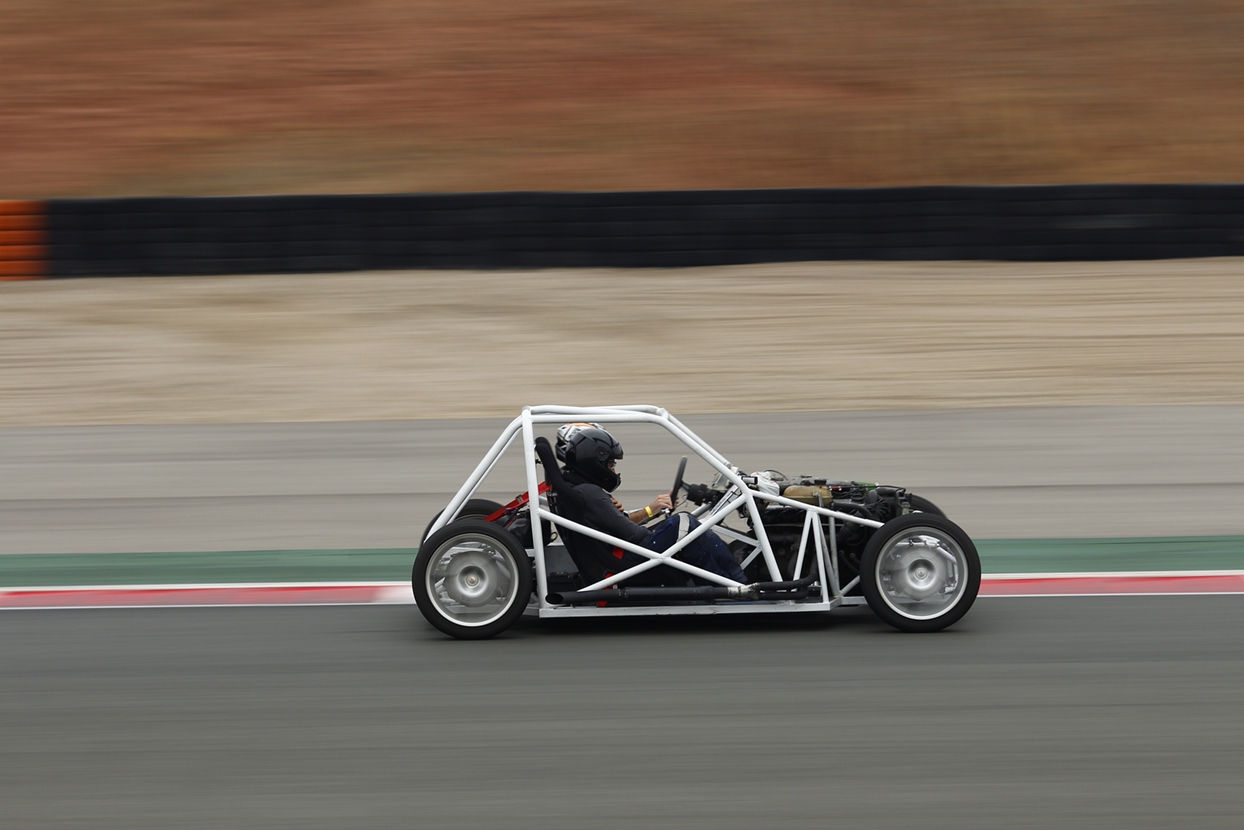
533, 437, 677, 588
533, 436, 612, 586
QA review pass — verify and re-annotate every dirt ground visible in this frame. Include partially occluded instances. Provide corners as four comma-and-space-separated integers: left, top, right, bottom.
1, 259, 1242, 426
4, 1, 1244, 197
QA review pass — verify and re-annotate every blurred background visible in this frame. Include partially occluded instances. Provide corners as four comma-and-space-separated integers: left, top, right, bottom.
4, 4, 1244, 827
4, 0, 1244, 197
3, 1, 1242, 426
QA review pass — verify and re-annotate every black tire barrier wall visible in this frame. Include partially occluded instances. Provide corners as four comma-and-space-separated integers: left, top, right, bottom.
48, 185, 1244, 277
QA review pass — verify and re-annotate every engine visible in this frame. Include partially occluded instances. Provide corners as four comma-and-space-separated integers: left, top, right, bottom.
686, 472, 918, 586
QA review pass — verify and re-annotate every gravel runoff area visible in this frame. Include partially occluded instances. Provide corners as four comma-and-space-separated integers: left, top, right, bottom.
2, 258, 1243, 427
6, 2, 1244, 197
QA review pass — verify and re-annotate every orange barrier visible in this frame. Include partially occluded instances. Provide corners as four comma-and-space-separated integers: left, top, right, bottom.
0, 201, 48, 280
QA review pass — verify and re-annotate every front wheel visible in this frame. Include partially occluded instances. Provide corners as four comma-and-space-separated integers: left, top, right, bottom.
907, 494, 945, 517
413, 519, 533, 640
860, 513, 980, 633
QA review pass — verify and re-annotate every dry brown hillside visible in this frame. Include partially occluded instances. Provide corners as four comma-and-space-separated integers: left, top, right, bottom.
3, 0, 1243, 197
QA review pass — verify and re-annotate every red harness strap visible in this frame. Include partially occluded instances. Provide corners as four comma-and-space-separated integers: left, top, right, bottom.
484, 482, 551, 523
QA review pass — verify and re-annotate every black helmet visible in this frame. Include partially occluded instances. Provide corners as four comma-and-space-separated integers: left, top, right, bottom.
563, 427, 623, 492
554, 422, 603, 463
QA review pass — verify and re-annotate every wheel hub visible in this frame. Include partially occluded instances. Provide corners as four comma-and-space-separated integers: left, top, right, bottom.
421, 531, 526, 631
875, 529, 967, 619
890, 550, 947, 600
443, 551, 502, 607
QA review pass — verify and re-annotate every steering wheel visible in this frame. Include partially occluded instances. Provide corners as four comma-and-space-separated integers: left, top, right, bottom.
670, 456, 687, 507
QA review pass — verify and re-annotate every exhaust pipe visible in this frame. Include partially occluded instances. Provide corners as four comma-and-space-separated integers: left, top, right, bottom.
548, 574, 818, 606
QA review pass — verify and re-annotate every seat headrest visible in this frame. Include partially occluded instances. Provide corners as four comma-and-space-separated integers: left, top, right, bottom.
533, 436, 572, 497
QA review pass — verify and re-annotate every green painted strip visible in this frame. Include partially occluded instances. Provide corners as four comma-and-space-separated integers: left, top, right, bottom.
977, 536, 1244, 574
1, 536, 1242, 587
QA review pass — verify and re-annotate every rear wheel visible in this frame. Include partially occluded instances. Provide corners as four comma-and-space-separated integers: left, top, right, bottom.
421, 499, 504, 544
860, 513, 979, 633
413, 519, 533, 640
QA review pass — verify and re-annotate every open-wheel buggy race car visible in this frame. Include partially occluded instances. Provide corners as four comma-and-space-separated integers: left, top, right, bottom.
414, 405, 980, 639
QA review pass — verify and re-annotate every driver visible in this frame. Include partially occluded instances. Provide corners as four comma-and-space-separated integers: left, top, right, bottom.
554, 424, 747, 584
556, 422, 672, 524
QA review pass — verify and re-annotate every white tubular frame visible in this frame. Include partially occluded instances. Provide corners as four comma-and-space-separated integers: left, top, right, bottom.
425, 405, 880, 618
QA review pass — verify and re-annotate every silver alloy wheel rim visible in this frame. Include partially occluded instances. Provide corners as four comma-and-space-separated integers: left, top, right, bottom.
874, 526, 969, 620
425, 533, 519, 627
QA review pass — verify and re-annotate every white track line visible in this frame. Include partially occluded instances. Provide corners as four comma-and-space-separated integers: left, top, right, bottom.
2, 573, 1244, 609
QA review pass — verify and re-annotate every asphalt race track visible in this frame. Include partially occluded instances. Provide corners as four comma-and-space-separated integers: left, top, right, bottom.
3, 597, 1243, 829
4, 406, 1244, 827
3, 405, 1244, 554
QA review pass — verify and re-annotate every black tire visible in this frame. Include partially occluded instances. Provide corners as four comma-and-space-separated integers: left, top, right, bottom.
413, 519, 533, 640
908, 494, 946, 517
860, 513, 980, 633
421, 499, 505, 544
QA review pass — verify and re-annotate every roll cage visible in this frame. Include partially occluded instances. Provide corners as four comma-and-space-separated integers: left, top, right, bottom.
426, 405, 885, 618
